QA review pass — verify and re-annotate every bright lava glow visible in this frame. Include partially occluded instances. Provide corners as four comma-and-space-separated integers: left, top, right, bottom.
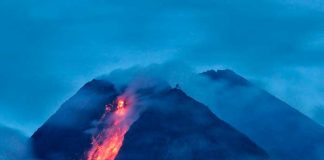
87, 97, 132, 160
117, 100, 125, 109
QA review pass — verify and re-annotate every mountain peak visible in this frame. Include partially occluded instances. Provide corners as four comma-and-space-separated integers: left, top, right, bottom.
201, 69, 250, 86
82, 79, 116, 93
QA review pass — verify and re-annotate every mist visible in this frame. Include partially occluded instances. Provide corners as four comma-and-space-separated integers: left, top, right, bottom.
0, 125, 35, 160
98, 62, 323, 126
1, 0, 324, 135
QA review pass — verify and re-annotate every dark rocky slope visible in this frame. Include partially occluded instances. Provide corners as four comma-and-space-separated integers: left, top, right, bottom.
200, 70, 324, 160
116, 89, 268, 160
32, 79, 118, 160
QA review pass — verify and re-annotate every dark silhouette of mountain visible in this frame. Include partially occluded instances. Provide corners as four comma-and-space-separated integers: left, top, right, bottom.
201, 69, 324, 160
116, 88, 268, 160
31, 78, 269, 160
31, 79, 118, 160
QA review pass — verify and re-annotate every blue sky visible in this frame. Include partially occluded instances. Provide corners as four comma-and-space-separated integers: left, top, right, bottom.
0, 0, 323, 135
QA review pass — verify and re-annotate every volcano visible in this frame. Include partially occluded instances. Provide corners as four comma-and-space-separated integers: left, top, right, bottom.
199, 69, 324, 160
31, 78, 269, 160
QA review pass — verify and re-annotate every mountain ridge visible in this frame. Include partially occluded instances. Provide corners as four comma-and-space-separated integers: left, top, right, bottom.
200, 69, 324, 160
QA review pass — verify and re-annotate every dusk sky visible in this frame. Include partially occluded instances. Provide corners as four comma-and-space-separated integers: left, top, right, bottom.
0, 0, 323, 135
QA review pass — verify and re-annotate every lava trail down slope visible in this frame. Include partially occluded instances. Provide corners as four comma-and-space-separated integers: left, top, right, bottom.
87, 94, 139, 160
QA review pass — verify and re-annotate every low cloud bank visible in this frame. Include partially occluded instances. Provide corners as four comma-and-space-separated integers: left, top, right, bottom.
0, 125, 35, 160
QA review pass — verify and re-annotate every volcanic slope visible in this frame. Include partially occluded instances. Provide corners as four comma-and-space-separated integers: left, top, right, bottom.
199, 69, 324, 160
115, 88, 269, 160
32, 79, 118, 160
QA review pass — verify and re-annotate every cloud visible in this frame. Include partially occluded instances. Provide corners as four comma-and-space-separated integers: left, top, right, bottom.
0, 124, 35, 159
258, 66, 324, 125
0, 0, 323, 134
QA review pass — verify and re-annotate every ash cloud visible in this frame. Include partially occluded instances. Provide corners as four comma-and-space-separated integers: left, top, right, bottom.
257, 66, 324, 126
99, 61, 324, 126
99, 62, 260, 121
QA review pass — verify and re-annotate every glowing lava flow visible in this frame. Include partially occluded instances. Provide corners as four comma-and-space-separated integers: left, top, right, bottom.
87, 97, 134, 160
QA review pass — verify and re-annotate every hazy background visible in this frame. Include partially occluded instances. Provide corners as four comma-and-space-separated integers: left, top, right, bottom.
0, 0, 323, 135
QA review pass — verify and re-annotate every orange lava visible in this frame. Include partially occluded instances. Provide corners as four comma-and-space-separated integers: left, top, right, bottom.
87, 98, 132, 160
117, 100, 125, 109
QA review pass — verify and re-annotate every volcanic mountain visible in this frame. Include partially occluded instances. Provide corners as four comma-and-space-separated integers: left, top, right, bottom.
195, 70, 324, 160
31, 78, 269, 160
